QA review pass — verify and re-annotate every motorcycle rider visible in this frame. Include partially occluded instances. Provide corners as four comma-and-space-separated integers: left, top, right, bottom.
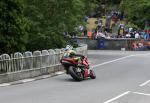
63, 45, 84, 63
63, 45, 86, 73
61, 45, 96, 80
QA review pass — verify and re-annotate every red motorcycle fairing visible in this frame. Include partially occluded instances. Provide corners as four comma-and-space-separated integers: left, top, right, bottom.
60, 58, 78, 65
82, 58, 89, 68
60, 56, 96, 80
61, 57, 89, 77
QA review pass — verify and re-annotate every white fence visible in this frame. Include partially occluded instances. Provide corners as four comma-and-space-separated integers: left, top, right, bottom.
0, 44, 87, 74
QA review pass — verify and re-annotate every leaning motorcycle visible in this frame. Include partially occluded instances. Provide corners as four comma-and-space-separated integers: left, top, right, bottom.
60, 56, 96, 81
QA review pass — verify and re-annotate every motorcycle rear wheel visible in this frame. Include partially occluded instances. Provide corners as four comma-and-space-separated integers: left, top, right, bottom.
68, 66, 84, 81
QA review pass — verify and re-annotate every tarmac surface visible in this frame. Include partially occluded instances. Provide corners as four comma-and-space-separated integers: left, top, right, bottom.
0, 50, 150, 103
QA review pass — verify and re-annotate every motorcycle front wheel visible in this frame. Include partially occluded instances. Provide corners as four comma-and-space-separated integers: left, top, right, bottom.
90, 70, 96, 79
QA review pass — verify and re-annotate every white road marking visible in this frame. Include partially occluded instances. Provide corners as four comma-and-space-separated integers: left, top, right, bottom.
104, 91, 131, 103
92, 55, 134, 68
92, 53, 150, 68
133, 92, 150, 96
0, 83, 10, 87
0, 53, 150, 87
21, 79, 35, 83
139, 80, 150, 87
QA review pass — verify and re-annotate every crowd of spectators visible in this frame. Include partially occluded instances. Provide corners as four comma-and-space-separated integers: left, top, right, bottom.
63, 11, 150, 43
90, 11, 150, 40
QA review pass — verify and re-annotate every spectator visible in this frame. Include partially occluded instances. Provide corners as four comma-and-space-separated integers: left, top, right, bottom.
132, 42, 138, 51
79, 25, 84, 32
129, 27, 133, 33
125, 33, 131, 38
118, 24, 124, 38
96, 31, 105, 39
143, 32, 149, 40
135, 32, 140, 39
138, 42, 145, 51
83, 16, 89, 22
87, 31, 92, 39
83, 29, 87, 37
140, 31, 145, 39
147, 41, 150, 50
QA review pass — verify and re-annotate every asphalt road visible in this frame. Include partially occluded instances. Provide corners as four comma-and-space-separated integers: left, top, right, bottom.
0, 50, 150, 103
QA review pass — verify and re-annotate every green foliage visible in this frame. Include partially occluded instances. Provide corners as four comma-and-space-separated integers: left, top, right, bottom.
103, 0, 122, 5
0, 0, 101, 53
84, 0, 101, 15
120, 0, 150, 28
24, 0, 82, 51
24, 0, 100, 51
0, 0, 29, 54
125, 22, 138, 29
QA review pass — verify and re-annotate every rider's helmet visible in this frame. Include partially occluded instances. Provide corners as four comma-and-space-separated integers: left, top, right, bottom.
68, 49, 76, 57
64, 45, 76, 58
65, 45, 73, 51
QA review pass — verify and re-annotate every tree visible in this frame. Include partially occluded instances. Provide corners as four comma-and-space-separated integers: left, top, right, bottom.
0, 0, 29, 54
0, 0, 102, 53
120, 0, 150, 28
24, 0, 99, 51
84, 0, 101, 16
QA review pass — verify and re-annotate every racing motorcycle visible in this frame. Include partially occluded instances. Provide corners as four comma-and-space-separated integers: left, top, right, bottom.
60, 56, 96, 81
